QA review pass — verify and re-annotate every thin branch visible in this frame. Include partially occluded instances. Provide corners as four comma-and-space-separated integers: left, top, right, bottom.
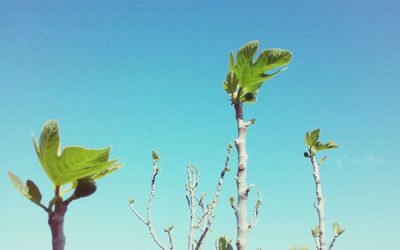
38, 202, 49, 213
194, 145, 232, 250
186, 163, 199, 250
129, 160, 169, 250
248, 189, 262, 231
164, 226, 174, 250
327, 235, 338, 250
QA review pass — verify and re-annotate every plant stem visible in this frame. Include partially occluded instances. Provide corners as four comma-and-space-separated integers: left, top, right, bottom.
234, 103, 250, 250
311, 156, 326, 250
48, 199, 67, 250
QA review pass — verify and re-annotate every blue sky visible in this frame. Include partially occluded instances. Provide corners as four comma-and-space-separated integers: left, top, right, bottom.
0, 0, 399, 249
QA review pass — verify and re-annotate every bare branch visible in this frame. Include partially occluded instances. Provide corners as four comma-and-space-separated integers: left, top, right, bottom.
129, 158, 170, 250
194, 144, 232, 250
248, 189, 262, 231
164, 226, 174, 250
327, 235, 338, 250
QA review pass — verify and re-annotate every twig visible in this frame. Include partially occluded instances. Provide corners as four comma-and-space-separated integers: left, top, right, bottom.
328, 235, 338, 250
248, 189, 262, 231
164, 226, 174, 250
186, 163, 199, 250
194, 144, 232, 250
129, 159, 170, 250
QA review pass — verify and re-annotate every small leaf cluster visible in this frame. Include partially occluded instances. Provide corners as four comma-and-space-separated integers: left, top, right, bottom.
304, 129, 338, 158
216, 236, 233, 250
224, 40, 292, 104
332, 223, 345, 237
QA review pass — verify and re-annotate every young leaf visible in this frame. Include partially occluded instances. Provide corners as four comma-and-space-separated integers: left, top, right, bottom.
227, 40, 292, 103
33, 120, 122, 186
314, 141, 338, 152
305, 131, 311, 147
236, 40, 259, 66
8, 172, 42, 205
311, 226, 320, 238
310, 129, 320, 146
152, 150, 160, 162
332, 223, 345, 237
216, 236, 233, 250
253, 49, 292, 73
318, 156, 328, 165
224, 71, 239, 95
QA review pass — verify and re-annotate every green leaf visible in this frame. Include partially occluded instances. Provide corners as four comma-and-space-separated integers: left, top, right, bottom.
224, 71, 239, 95
310, 129, 320, 146
229, 51, 235, 71
254, 49, 292, 73
318, 156, 328, 165
311, 226, 320, 238
152, 150, 160, 162
305, 131, 311, 147
333, 223, 345, 237
314, 141, 338, 152
226, 40, 292, 103
236, 40, 259, 66
8, 172, 42, 205
33, 120, 121, 186
216, 236, 233, 250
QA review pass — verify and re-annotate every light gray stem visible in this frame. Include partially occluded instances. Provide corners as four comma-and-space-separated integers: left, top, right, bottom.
195, 147, 231, 250
311, 156, 326, 250
234, 103, 250, 250
129, 161, 169, 250
186, 164, 198, 250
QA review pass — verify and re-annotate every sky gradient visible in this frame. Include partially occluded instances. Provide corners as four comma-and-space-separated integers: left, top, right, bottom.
1, 0, 399, 249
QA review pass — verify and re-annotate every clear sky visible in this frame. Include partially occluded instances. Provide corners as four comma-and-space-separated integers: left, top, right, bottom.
1, 0, 399, 249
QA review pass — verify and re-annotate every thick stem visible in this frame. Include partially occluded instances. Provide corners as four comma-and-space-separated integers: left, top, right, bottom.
311, 156, 326, 250
234, 103, 249, 250
48, 199, 67, 250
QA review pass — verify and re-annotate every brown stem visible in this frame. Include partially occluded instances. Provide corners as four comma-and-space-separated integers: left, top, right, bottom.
48, 199, 67, 250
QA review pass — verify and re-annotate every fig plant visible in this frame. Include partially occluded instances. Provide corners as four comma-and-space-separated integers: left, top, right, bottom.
8, 120, 122, 250
304, 129, 345, 250
130, 40, 292, 250
222, 40, 292, 249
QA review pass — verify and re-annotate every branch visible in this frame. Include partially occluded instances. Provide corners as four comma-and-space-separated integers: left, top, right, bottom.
248, 189, 262, 231
311, 156, 326, 250
129, 159, 170, 250
327, 235, 338, 250
186, 163, 199, 250
164, 226, 174, 250
195, 144, 232, 250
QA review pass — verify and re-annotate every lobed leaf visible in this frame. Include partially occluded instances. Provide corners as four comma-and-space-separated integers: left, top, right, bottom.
310, 129, 320, 146
33, 120, 122, 186
224, 40, 292, 103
